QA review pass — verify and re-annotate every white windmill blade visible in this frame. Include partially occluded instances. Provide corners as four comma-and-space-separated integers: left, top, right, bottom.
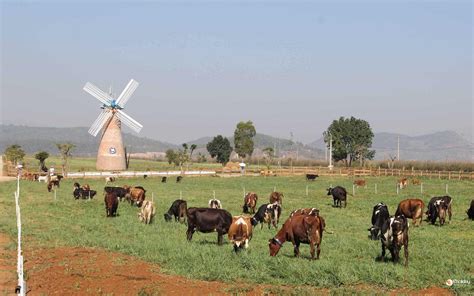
116, 109, 143, 133
83, 82, 113, 106
115, 79, 139, 107
88, 109, 113, 137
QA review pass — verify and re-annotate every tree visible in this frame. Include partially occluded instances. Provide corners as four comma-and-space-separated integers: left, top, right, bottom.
165, 149, 177, 165
234, 121, 256, 159
324, 116, 375, 167
190, 144, 197, 159
4, 144, 25, 165
206, 135, 233, 166
35, 151, 49, 172
56, 143, 75, 176
262, 147, 275, 170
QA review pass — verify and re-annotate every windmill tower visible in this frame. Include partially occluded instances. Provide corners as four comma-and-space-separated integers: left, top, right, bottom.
83, 79, 143, 171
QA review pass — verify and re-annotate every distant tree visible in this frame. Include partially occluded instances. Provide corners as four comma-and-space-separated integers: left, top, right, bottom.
56, 143, 75, 176
196, 153, 207, 163
324, 116, 375, 167
206, 135, 233, 166
4, 144, 25, 165
35, 151, 49, 172
262, 147, 275, 170
165, 149, 177, 165
234, 121, 256, 159
177, 144, 190, 172
190, 144, 197, 158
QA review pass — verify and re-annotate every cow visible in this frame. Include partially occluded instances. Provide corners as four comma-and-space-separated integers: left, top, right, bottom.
176, 176, 183, 183
269, 191, 283, 205
73, 188, 97, 200
104, 186, 129, 202
467, 199, 474, 220
123, 185, 146, 207
411, 178, 421, 185
306, 174, 319, 181
251, 203, 281, 229
161, 176, 167, 183
398, 178, 408, 189
164, 199, 188, 223
186, 207, 232, 245
105, 176, 116, 185
228, 216, 253, 252
104, 192, 119, 217
38, 175, 48, 183
380, 215, 409, 266
353, 179, 366, 188
327, 186, 347, 208
138, 200, 156, 224
395, 199, 425, 226
47, 180, 60, 192
243, 192, 258, 214
268, 214, 325, 260
290, 208, 320, 218
209, 198, 222, 209
426, 196, 452, 225
368, 203, 390, 240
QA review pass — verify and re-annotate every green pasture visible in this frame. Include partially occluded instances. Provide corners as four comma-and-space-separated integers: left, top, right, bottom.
0, 175, 473, 294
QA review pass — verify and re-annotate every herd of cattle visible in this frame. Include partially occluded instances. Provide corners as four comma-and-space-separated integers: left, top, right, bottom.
26, 172, 474, 265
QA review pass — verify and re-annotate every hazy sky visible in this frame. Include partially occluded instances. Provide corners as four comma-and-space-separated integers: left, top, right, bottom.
1, 1, 472, 144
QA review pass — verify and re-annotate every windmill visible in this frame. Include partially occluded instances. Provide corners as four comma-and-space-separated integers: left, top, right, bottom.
83, 79, 143, 171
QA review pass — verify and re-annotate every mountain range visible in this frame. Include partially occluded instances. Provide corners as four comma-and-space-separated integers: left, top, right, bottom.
0, 125, 472, 161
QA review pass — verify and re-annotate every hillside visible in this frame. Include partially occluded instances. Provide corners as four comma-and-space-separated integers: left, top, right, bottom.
0, 125, 177, 156
309, 131, 473, 161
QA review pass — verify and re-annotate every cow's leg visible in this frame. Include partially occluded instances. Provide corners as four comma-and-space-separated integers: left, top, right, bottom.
186, 224, 195, 241
293, 241, 300, 257
309, 241, 315, 260
404, 243, 408, 267
381, 243, 386, 259
217, 231, 224, 246
316, 242, 321, 259
448, 205, 452, 223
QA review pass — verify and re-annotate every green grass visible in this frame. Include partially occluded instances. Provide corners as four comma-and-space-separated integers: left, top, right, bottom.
0, 176, 473, 293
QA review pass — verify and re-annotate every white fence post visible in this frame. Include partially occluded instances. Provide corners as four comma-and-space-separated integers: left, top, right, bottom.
375, 184, 377, 194
445, 184, 448, 194
421, 183, 423, 194
15, 169, 26, 296
352, 184, 355, 196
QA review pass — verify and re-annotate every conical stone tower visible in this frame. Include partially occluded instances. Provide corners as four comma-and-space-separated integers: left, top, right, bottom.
96, 113, 126, 171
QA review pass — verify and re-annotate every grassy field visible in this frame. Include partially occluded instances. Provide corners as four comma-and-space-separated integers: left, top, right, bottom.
0, 175, 473, 294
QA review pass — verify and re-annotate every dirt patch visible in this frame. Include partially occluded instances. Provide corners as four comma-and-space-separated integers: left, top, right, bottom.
0, 234, 17, 296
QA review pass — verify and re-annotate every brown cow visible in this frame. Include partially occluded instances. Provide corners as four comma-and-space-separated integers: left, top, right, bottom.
411, 178, 421, 185
353, 179, 366, 188
395, 199, 425, 226
269, 192, 283, 205
228, 216, 253, 252
290, 208, 320, 217
104, 192, 119, 217
398, 178, 408, 189
138, 200, 156, 224
269, 214, 325, 259
123, 185, 146, 207
243, 192, 258, 214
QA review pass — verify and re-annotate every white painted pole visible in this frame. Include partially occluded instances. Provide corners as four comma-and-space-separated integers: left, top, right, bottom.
54, 189, 57, 201
352, 184, 355, 196
213, 190, 216, 198
421, 183, 423, 194
180, 191, 182, 199
396, 184, 399, 195
375, 184, 377, 194
243, 187, 246, 198
152, 192, 154, 202
273, 186, 276, 192
15, 168, 25, 296
306, 185, 308, 196
445, 184, 448, 194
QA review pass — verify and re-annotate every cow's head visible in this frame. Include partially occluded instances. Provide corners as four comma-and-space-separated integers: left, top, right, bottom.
164, 213, 173, 222
242, 204, 249, 213
73, 188, 82, 199
138, 212, 144, 222
326, 187, 333, 196
368, 226, 380, 240
268, 238, 283, 256
435, 200, 448, 225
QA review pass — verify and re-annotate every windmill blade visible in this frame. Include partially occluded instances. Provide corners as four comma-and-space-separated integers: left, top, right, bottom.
116, 109, 143, 133
83, 82, 113, 106
88, 109, 113, 137
115, 79, 139, 108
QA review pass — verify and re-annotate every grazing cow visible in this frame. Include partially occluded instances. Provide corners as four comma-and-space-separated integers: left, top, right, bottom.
467, 200, 474, 220
251, 203, 281, 229
268, 214, 325, 259
426, 196, 452, 225
38, 175, 48, 183
411, 178, 421, 185
380, 215, 409, 266
143, 174, 148, 179
269, 192, 283, 205
50, 175, 63, 182
161, 176, 167, 183
105, 176, 116, 185
123, 185, 146, 207
47, 180, 60, 192
209, 198, 222, 209
243, 192, 258, 214
368, 203, 390, 240
395, 199, 425, 226
73, 187, 97, 199
353, 179, 366, 188
104, 192, 119, 217
228, 216, 253, 252
306, 174, 319, 181
138, 200, 156, 224
327, 186, 347, 208
164, 199, 188, 223
186, 207, 232, 245
104, 186, 129, 202
176, 176, 183, 183
290, 208, 320, 217
398, 178, 408, 189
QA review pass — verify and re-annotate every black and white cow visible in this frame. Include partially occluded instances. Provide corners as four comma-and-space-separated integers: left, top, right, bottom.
426, 196, 452, 225
327, 186, 348, 208
251, 203, 281, 229
208, 198, 222, 209
380, 215, 409, 266
368, 202, 390, 240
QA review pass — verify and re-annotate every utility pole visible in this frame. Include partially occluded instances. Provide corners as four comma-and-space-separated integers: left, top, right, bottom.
397, 136, 400, 161
328, 133, 333, 170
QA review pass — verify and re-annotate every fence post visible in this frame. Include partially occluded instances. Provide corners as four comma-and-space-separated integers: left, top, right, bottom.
396, 184, 399, 195
445, 184, 448, 194
375, 184, 377, 194
421, 183, 423, 194
352, 184, 355, 196
306, 185, 308, 196
243, 187, 246, 198
152, 192, 154, 202
273, 186, 276, 192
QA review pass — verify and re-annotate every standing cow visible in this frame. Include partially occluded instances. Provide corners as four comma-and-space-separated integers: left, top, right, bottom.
467, 199, 474, 220
327, 186, 348, 208
269, 192, 283, 205
380, 215, 409, 266
426, 196, 452, 225
104, 192, 119, 217
164, 199, 188, 223
251, 203, 281, 229
368, 203, 390, 240
395, 199, 425, 226
186, 208, 232, 245
228, 216, 253, 252
208, 198, 222, 209
243, 192, 258, 214
138, 200, 156, 224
